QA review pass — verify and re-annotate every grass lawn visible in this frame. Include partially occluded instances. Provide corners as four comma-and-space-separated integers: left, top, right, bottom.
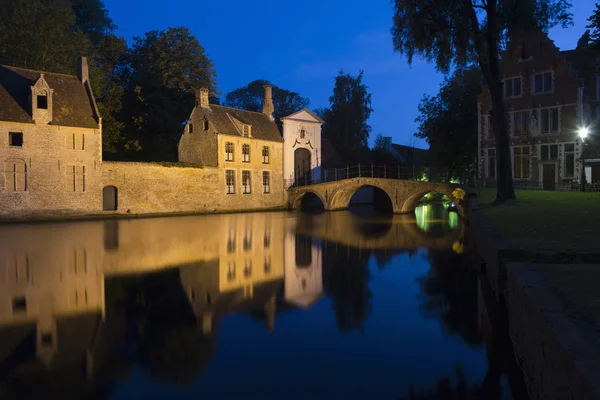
473, 188, 600, 252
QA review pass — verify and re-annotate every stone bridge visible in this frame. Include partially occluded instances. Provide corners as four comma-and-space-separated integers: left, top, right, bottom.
287, 177, 463, 215
293, 212, 464, 251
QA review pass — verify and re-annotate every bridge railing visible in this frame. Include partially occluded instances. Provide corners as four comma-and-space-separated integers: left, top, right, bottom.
290, 164, 418, 187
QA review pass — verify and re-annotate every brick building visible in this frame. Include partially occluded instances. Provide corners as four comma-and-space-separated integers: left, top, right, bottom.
477, 30, 599, 189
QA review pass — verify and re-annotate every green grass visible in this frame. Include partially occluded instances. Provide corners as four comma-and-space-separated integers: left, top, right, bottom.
152, 162, 203, 169
474, 188, 600, 252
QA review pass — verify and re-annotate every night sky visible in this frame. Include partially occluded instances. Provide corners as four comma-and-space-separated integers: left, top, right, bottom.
104, 0, 596, 149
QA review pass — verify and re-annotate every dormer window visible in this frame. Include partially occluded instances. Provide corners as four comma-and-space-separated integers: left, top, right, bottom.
37, 95, 48, 109
242, 124, 250, 137
300, 128, 306, 139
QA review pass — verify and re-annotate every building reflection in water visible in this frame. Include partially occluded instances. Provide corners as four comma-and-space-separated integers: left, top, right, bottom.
0, 209, 461, 393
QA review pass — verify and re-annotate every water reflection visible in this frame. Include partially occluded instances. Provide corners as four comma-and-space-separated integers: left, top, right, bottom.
0, 206, 526, 399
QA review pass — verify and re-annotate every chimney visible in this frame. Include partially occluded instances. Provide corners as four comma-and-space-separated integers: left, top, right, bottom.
77, 56, 89, 84
262, 84, 274, 121
197, 88, 210, 109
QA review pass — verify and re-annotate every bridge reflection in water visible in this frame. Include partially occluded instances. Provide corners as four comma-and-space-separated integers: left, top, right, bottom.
0, 207, 464, 397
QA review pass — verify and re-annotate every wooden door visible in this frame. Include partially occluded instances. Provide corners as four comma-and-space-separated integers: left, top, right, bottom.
543, 164, 555, 190
103, 186, 117, 211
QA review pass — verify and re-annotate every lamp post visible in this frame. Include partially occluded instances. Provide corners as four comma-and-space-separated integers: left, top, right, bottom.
578, 126, 589, 192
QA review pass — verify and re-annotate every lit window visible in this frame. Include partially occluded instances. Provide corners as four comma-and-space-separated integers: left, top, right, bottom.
242, 144, 250, 162
225, 142, 234, 161
513, 146, 530, 179
540, 107, 559, 134
534, 72, 553, 94
243, 124, 250, 137
226, 170, 235, 194
242, 170, 251, 194
263, 171, 270, 194
512, 111, 530, 136
504, 77, 522, 98
262, 146, 269, 164
9, 132, 23, 147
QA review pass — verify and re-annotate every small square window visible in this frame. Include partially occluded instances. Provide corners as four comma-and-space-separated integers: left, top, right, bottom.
41, 333, 53, 347
12, 296, 27, 313
37, 95, 48, 109
9, 132, 23, 147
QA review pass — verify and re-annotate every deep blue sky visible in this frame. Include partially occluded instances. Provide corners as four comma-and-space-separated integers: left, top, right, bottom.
104, 0, 595, 149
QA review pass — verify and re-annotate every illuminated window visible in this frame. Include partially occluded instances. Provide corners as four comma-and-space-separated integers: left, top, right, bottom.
513, 146, 530, 179
243, 124, 250, 137
226, 170, 235, 194
242, 144, 250, 162
263, 171, 270, 194
225, 142, 234, 161
262, 146, 269, 163
512, 110, 530, 136
242, 170, 251, 194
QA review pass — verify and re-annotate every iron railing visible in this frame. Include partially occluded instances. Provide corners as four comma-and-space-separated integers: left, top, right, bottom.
292, 164, 418, 187
479, 179, 600, 192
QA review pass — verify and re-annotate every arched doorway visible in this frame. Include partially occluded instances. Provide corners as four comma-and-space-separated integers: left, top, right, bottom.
103, 186, 118, 211
294, 148, 312, 186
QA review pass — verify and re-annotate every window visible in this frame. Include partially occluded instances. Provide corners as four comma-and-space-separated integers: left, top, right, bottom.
203, 119, 209, 131
300, 128, 306, 138
37, 95, 48, 109
4, 160, 27, 191
12, 296, 26, 313
41, 333, 53, 347
243, 232, 252, 251
188, 123, 193, 133
564, 143, 575, 177
244, 259, 252, 277
226, 170, 235, 194
225, 142, 234, 161
262, 146, 269, 163
264, 257, 271, 273
66, 133, 85, 150
487, 149, 496, 179
264, 232, 270, 248
227, 231, 236, 253
484, 115, 493, 139
540, 107, 559, 134
227, 261, 236, 281
262, 171, 270, 193
9, 132, 23, 147
540, 144, 559, 161
504, 77, 522, 98
242, 124, 250, 137
513, 146, 530, 179
242, 170, 251, 194
534, 72, 553, 94
242, 144, 250, 162
512, 111, 530, 136
67, 165, 86, 192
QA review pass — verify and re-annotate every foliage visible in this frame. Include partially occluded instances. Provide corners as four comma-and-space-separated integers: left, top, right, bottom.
371, 134, 398, 164
391, 0, 573, 201
224, 79, 309, 131
120, 27, 217, 161
320, 70, 373, 165
415, 68, 482, 182
152, 162, 204, 169
452, 187, 466, 200
0, 0, 92, 74
588, 2, 600, 51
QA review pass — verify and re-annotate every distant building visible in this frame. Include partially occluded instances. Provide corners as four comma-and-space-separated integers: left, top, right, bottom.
477, 30, 599, 189
390, 143, 428, 167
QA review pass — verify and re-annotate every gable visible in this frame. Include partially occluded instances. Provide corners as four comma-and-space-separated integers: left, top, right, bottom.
281, 108, 324, 124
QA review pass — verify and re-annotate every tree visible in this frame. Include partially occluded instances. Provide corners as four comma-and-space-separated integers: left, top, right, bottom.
122, 27, 217, 161
391, 0, 572, 201
224, 80, 309, 131
0, 0, 91, 74
371, 134, 398, 164
415, 68, 482, 182
320, 70, 373, 165
588, 2, 600, 51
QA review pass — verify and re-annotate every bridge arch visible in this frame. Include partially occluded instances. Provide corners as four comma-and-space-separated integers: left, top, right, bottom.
401, 188, 458, 213
329, 183, 394, 213
292, 190, 326, 211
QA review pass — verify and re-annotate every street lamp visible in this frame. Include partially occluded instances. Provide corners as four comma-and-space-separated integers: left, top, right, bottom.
578, 126, 590, 192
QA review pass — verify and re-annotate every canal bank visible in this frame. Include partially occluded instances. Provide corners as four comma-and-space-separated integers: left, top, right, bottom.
467, 196, 600, 400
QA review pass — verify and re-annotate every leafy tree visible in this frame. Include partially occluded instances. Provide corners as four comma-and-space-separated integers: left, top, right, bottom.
0, 0, 91, 74
371, 134, 398, 164
122, 27, 217, 161
588, 2, 600, 51
224, 79, 309, 131
414, 68, 482, 182
71, 0, 116, 46
320, 70, 373, 165
391, 0, 572, 201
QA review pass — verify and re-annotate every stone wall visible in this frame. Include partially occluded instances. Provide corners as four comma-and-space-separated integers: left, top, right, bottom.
101, 161, 287, 215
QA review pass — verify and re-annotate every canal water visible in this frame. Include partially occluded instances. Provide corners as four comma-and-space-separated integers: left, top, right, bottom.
0, 204, 529, 399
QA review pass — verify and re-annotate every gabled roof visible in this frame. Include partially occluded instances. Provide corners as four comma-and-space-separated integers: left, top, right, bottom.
281, 108, 325, 124
195, 105, 283, 142
0, 65, 99, 128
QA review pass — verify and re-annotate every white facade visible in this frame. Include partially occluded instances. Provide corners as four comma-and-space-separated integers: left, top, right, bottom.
282, 109, 324, 188
283, 230, 323, 309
